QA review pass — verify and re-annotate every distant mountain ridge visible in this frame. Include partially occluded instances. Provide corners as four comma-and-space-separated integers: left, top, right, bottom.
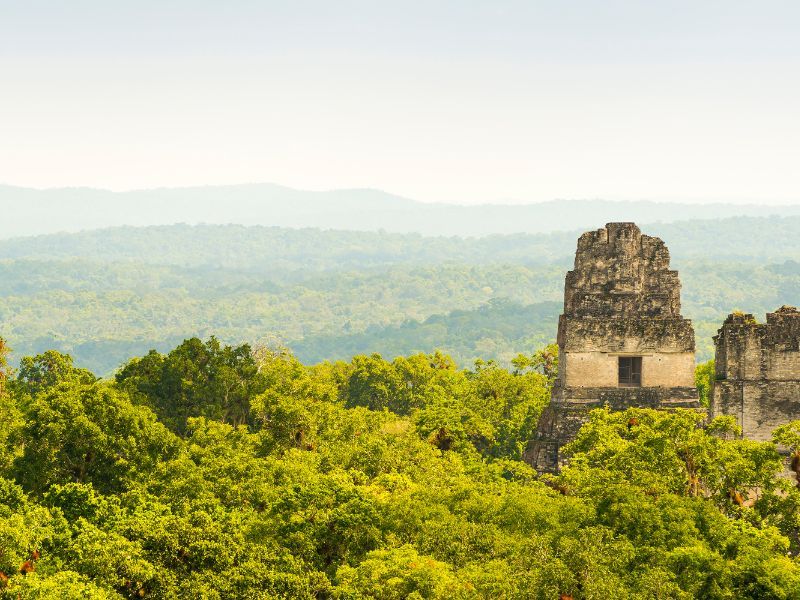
2, 183, 800, 238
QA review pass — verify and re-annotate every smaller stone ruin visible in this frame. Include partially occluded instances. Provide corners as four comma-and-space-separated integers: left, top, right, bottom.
711, 306, 800, 441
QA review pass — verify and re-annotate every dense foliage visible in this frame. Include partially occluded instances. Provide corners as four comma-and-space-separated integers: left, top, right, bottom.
2, 338, 800, 598
694, 359, 715, 407
3, 221, 800, 374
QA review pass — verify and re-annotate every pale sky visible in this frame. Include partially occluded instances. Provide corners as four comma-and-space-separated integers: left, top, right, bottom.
1, 1, 799, 204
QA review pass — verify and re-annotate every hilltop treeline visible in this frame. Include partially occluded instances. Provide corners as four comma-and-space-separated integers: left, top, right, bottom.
5, 216, 800, 267
2, 338, 800, 598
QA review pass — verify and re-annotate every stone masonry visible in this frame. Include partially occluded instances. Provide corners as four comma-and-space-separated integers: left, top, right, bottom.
711, 306, 800, 442
525, 222, 701, 473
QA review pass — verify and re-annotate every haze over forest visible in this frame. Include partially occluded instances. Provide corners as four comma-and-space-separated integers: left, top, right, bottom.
2, 191, 799, 375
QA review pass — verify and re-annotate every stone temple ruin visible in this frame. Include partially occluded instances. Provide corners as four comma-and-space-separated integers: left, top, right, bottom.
711, 306, 800, 441
526, 222, 701, 472
526, 221, 800, 473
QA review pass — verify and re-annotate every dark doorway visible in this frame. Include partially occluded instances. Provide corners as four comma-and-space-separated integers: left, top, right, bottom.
618, 356, 642, 387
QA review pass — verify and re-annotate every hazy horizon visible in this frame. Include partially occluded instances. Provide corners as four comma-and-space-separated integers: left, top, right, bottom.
5, 182, 800, 241
2, 1, 799, 205
2, 180, 799, 207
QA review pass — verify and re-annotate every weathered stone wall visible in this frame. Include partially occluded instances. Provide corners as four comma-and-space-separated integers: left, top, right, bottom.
526, 385, 699, 474
711, 307, 800, 442
564, 222, 682, 319
558, 315, 695, 352
526, 222, 700, 473
561, 351, 695, 388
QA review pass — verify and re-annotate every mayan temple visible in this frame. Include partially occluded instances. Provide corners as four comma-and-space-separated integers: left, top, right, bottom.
526, 222, 701, 473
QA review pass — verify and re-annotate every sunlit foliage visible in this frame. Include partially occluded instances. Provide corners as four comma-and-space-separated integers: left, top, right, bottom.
1, 340, 799, 598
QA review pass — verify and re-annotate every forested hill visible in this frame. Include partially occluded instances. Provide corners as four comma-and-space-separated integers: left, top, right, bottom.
4, 215, 800, 267
1, 217, 800, 374
3, 182, 800, 238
